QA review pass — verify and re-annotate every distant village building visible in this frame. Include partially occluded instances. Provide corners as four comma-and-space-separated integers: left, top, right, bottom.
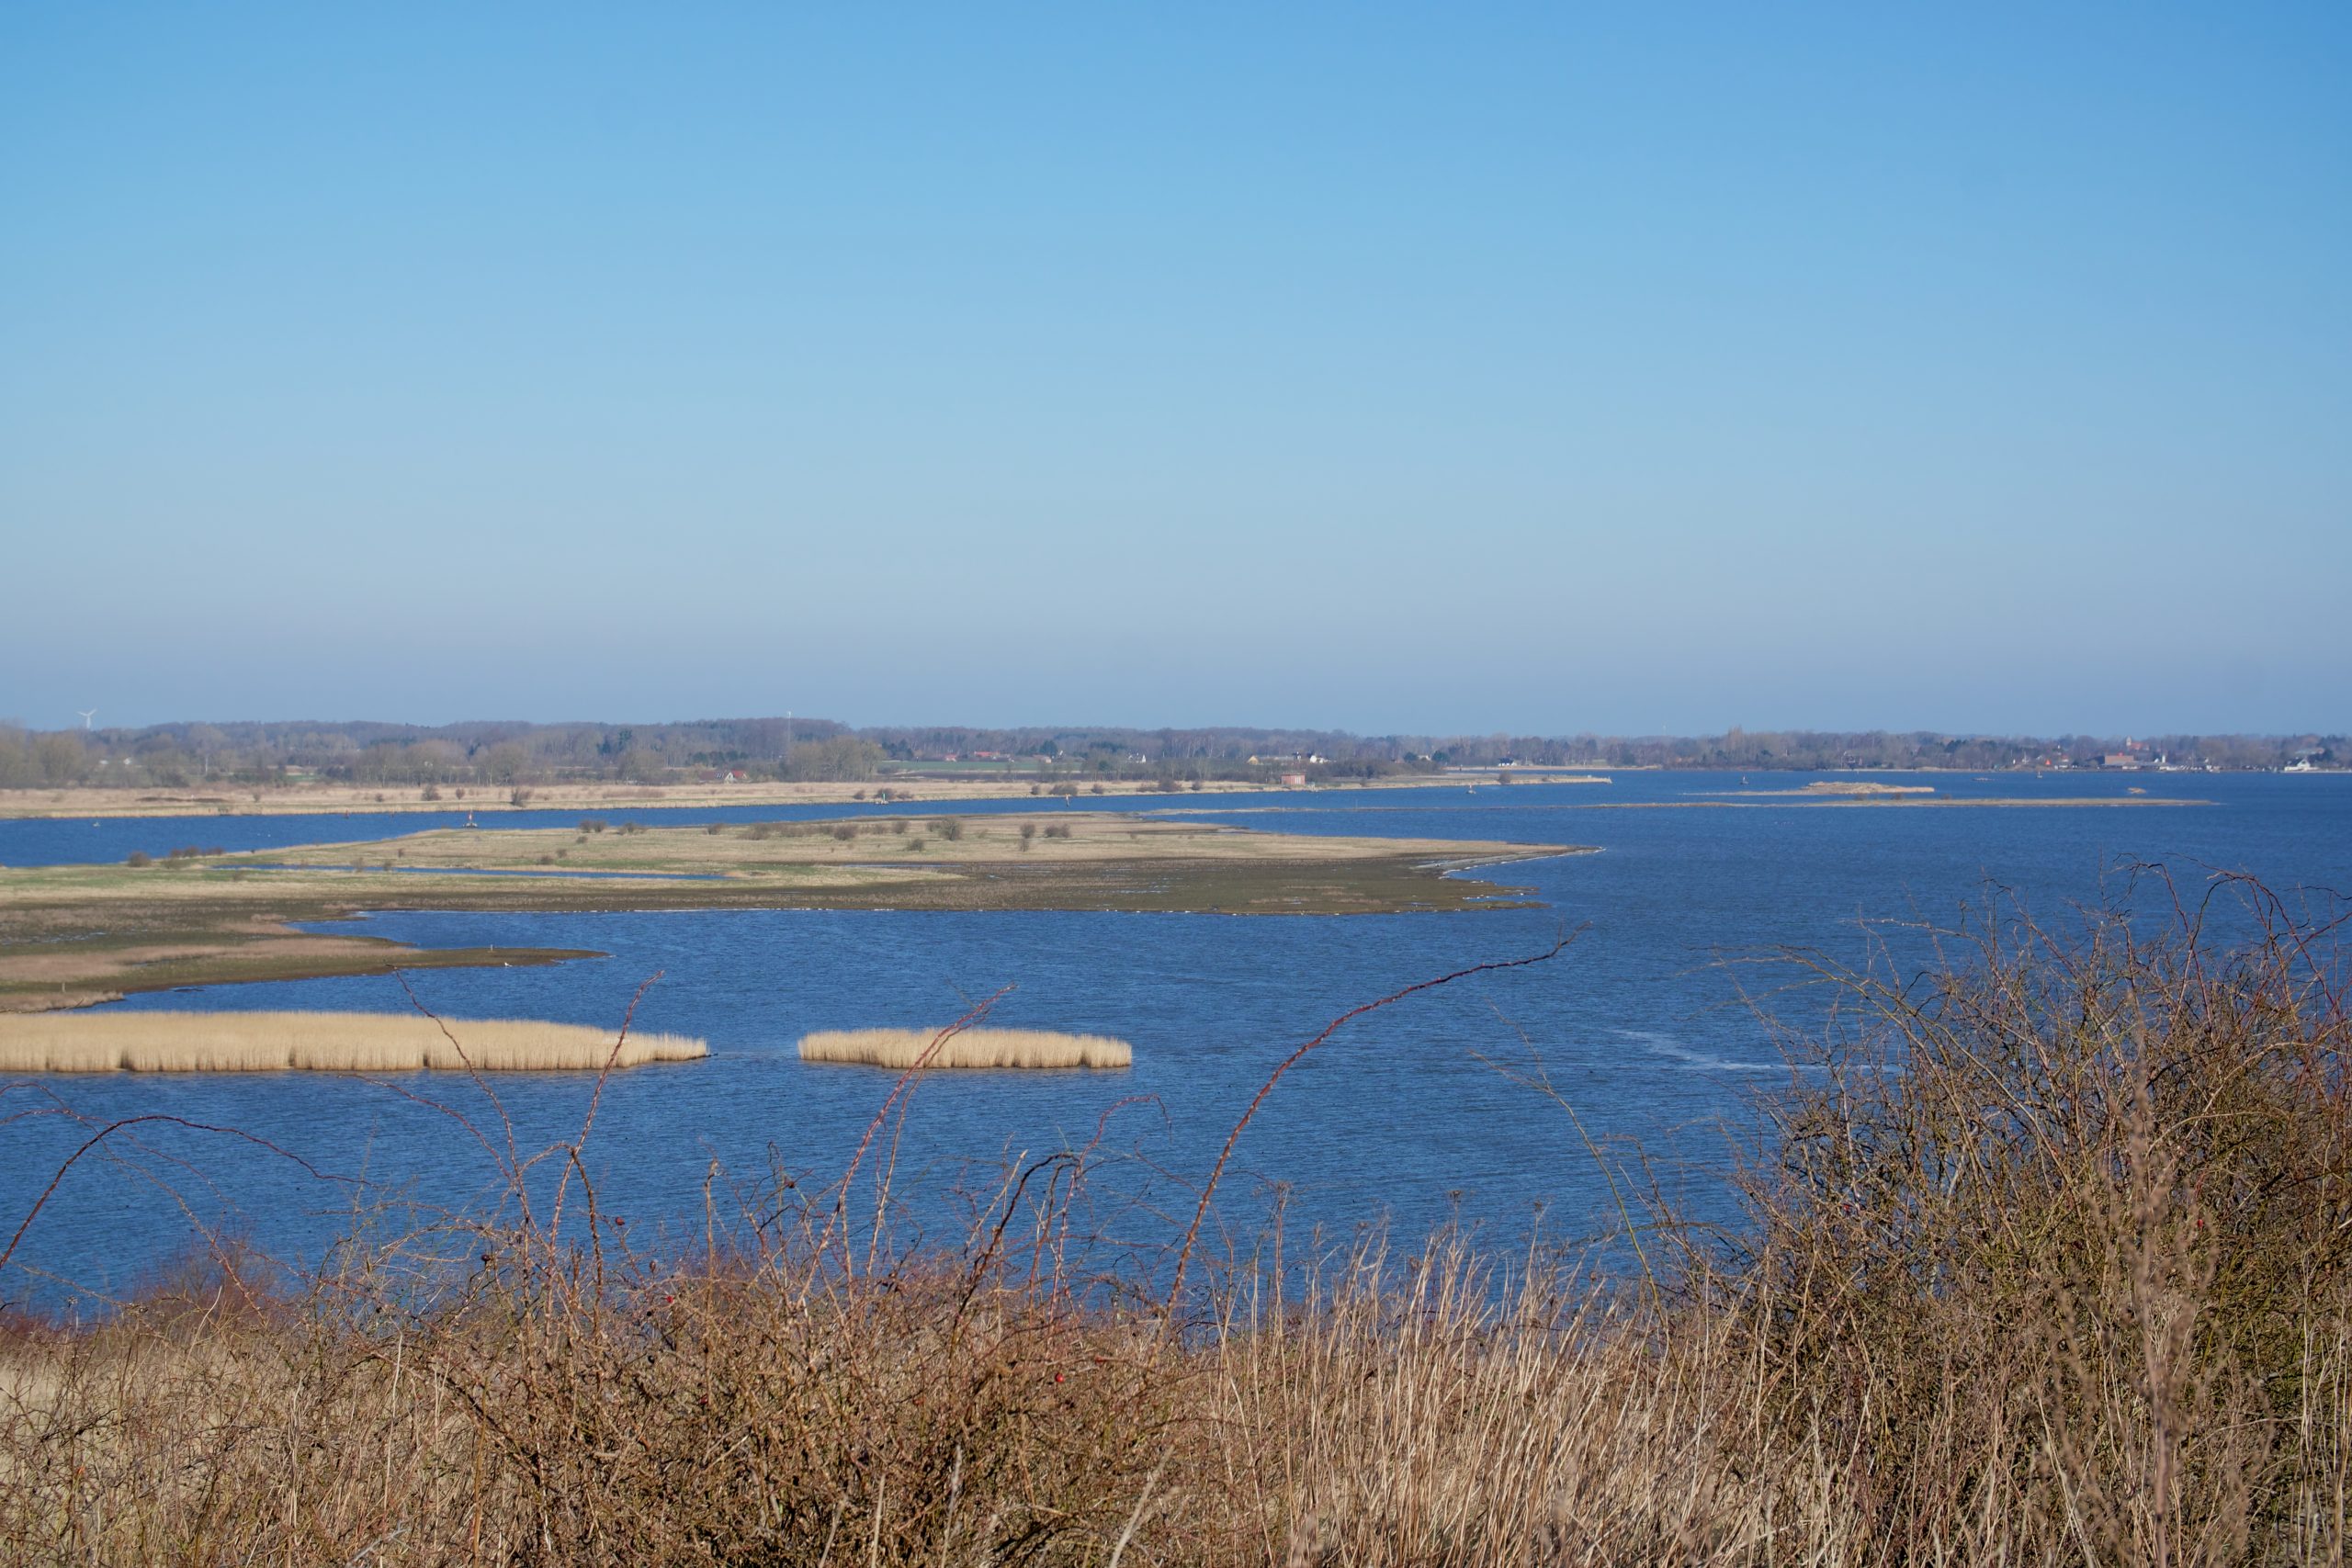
1280, 772, 1307, 787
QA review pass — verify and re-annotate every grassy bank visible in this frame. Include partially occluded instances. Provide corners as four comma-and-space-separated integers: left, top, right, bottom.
1, 890, 2344, 1562
0, 1010, 707, 1073
0, 816, 1579, 1010
0, 773, 1485, 821
0, 778, 1219, 821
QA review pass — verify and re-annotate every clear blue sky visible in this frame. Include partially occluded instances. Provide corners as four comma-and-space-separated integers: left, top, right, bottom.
4, 4, 2346, 735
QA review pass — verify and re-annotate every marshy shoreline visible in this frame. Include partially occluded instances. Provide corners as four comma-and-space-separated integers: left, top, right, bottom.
0, 813, 1587, 1011
0, 770, 1597, 822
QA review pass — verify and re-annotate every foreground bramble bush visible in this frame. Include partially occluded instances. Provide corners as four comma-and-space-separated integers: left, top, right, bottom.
1, 885, 2346, 1564
1685, 882, 2352, 1564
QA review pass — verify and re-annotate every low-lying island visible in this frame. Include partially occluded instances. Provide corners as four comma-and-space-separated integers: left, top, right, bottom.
0, 812, 1589, 1010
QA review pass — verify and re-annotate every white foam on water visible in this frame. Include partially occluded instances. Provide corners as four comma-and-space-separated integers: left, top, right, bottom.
1615, 1027, 1781, 1072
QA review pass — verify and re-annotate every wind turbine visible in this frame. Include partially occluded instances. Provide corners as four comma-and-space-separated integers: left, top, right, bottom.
75, 709, 96, 731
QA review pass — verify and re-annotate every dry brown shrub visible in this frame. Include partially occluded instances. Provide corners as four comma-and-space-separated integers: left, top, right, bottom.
1679, 874, 2352, 1563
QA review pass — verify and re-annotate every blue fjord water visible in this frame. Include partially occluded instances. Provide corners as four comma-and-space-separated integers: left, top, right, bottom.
4, 771, 2346, 1302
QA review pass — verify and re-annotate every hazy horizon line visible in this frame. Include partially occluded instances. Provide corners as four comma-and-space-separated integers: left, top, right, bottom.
11, 713, 2345, 743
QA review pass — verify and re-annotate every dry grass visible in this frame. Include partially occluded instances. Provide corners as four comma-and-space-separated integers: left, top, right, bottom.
0, 775, 1297, 820
799, 1025, 1132, 1069
1, 884, 2345, 1563
0, 1010, 707, 1073
249, 814, 1566, 873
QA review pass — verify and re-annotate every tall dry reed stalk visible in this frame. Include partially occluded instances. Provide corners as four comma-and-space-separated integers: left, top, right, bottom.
0, 884, 2344, 1563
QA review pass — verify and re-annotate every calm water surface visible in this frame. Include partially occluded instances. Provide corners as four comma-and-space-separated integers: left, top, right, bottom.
6, 772, 2346, 1303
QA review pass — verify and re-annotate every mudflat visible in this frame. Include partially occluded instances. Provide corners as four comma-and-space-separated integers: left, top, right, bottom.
0, 813, 1585, 1010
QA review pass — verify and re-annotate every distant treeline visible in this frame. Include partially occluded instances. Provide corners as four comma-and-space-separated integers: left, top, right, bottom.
0, 718, 2341, 790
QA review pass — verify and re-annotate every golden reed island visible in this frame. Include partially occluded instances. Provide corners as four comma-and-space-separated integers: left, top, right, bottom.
0, 1010, 707, 1073
797, 1027, 1132, 1069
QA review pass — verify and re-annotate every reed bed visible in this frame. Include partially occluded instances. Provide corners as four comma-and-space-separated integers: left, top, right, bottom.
798, 1025, 1132, 1069
0, 1010, 707, 1073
